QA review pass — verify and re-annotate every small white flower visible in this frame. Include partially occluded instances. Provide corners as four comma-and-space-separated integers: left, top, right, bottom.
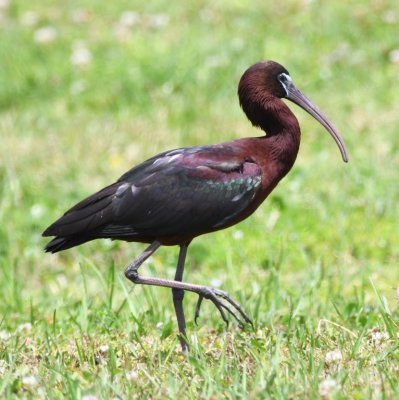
0, 0, 9, 10
205, 55, 224, 68
34, 26, 57, 44
56, 274, 68, 288
0, 359, 7, 374
22, 375, 37, 387
99, 344, 109, 353
20, 11, 39, 27
30, 204, 44, 219
81, 396, 98, 400
119, 11, 140, 27
70, 42, 92, 68
70, 80, 87, 95
382, 10, 397, 24
17, 322, 32, 333
210, 278, 222, 288
266, 209, 280, 230
319, 377, 338, 397
156, 322, 164, 329
160, 82, 173, 96
325, 350, 342, 364
125, 369, 138, 380
389, 49, 399, 65
368, 329, 389, 345
0, 330, 10, 340
232, 230, 243, 240
148, 14, 169, 28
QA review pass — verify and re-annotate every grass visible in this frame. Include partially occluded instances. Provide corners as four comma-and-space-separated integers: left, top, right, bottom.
1, 0, 399, 398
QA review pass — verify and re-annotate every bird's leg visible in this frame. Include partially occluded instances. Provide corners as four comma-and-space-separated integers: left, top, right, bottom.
124, 240, 189, 353
124, 241, 252, 353
125, 252, 252, 324
172, 244, 189, 355
124, 240, 162, 278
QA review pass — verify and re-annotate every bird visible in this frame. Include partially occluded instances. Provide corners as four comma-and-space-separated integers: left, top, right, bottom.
43, 60, 348, 354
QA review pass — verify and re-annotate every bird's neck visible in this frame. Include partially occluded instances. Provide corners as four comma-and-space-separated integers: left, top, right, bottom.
248, 99, 301, 170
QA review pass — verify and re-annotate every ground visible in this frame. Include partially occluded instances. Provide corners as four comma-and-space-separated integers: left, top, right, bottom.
0, 0, 398, 398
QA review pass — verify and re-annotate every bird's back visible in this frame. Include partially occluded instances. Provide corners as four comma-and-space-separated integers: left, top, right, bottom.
43, 142, 265, 252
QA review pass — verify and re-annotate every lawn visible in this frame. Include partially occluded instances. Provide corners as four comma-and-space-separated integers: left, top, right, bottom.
0, 0, 398, 398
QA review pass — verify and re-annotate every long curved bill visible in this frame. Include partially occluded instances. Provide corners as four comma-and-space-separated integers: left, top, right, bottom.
285, 81, 349, 163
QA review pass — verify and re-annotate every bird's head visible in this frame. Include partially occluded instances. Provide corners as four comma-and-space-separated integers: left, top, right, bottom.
238, 61, 349, 162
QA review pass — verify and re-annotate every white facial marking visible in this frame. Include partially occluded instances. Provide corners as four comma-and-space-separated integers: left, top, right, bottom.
278, 73, 292, 96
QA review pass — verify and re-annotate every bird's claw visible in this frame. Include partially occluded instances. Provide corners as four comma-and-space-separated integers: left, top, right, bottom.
194, 295, 204, 325
194, 286, 253, 328
195, 293, 230, 327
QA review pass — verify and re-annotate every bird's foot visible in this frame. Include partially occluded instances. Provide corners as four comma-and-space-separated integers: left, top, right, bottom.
194, 287, 253, 328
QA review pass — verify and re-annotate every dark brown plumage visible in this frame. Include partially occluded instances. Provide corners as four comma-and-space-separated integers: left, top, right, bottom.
43, 60, 348, 353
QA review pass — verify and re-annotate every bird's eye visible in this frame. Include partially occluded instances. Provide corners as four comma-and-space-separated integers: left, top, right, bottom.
277, 73, 292, 96
277, 73, 290, 84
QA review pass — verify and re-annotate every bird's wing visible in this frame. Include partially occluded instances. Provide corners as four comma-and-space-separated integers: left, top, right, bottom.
43, 145, 262, 239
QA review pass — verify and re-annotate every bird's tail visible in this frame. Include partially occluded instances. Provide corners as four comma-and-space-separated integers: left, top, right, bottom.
44, 236, 93, 253
42, 182, 121, 253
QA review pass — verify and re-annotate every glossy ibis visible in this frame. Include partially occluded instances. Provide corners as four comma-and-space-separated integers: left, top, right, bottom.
43, 61, 348, 353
